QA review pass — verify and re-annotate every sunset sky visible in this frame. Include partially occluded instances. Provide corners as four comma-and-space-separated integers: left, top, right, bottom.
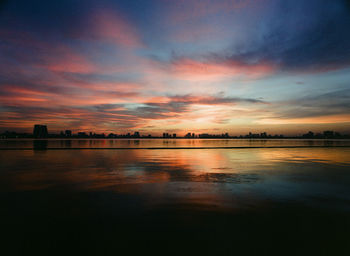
0, 0, 350, 135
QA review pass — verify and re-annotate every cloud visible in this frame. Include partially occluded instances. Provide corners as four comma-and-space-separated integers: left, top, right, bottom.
164, 94, 266, 104
157, 0, 350, 74
69, 8, 144, 48
108, 94, 266, 120
0, 93, 266, 132
277, 89, 350, 119
150, 57, 276, 80
43, 48, 97, 74
257, 89, 350, 124
221, 0, 350, 73
0, 0, 349, 133
162, 0, 260, 23
0, 29, 100, 75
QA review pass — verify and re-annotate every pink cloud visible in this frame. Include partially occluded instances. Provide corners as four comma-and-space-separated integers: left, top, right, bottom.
2, 85, 54, 97
0, 81, 142, 108
169, 58, 276, 79
0, 29, 99, 75
71, 8, 144, 48
44, 47, 97, 74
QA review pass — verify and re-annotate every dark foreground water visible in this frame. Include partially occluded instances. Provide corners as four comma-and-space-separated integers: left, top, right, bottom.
1, 139, 350, 255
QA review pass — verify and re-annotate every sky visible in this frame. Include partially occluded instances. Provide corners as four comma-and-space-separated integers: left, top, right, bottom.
0, 0, 350, 136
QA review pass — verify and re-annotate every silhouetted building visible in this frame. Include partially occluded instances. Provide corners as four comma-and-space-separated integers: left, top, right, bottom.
315, 133, 323, 138
302, 131, 314, 138
334, 132, 341, 138
163, 133, 171, 138
185, 132, 192, 138
33, 125, 48, 138
77, 132, 88, 137
134, 132, 140, 138
246, 132, 261, 138
199, 133, 230, 138
65, 130, 72, 137
173, 133, 176, 138
323, 131, 334, 138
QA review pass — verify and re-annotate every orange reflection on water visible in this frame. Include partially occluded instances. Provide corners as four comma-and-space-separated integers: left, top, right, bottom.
256, 148, 350, 166
1, 147, 349, 194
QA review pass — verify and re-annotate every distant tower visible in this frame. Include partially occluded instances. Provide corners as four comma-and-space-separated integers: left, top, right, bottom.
33, 125, 48, 138
65, 130, 72, 137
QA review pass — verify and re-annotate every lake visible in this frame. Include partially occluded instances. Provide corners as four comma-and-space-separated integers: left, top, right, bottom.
1, 139, 350, 255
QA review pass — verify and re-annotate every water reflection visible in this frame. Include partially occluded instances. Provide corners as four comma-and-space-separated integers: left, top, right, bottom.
1, 138, 350, 149
33, 140, 48, 150
1, 148, 349, 211
1, 145, 350, 254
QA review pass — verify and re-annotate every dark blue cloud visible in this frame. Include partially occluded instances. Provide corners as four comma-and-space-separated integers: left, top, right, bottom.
0, 0, 152, 43
220, 0, 350, 72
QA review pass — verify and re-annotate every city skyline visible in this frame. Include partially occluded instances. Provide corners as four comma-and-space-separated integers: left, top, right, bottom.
1, 1, 350, 135
1, 124, 348, 139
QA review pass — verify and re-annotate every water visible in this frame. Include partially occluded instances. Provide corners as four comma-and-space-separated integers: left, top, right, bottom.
1, 139, 350, 255
1, 138, 350, 149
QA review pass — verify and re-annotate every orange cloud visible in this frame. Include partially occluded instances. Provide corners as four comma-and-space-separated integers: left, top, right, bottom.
0, 82, 142, 108
1, 85, 54, 97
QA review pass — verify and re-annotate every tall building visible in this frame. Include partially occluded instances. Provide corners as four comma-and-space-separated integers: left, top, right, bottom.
33, 125, 48, 138
185, 132, 192, 138
65, 130, 72, 137
163, 133, 171, 138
